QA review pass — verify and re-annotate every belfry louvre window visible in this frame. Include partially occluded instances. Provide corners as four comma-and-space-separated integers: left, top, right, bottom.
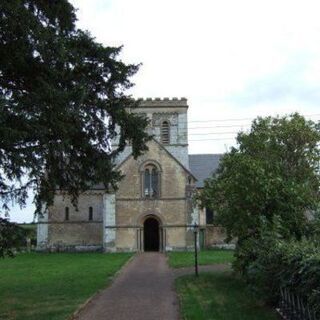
161, 121, 170, 144
144, 164, 159, 198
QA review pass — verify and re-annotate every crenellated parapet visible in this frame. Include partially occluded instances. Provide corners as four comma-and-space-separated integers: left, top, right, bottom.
136, 97, 188, 108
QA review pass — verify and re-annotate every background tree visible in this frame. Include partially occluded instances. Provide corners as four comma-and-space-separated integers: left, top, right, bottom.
198, 113, 320, 271
0, 219, 27, 258
0, 1, 150, 255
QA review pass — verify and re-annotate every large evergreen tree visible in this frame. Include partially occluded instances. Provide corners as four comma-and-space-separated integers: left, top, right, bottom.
0, 0, 150, 255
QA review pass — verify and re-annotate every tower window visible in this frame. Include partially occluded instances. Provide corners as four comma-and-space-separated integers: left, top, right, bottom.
89, 207, 93, 221
65, 207, 69, 221
206, 208, 214, 224
161, 121, 170, 144
144, 164, 159, 198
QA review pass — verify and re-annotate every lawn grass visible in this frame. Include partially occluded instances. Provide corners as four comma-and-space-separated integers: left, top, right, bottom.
0, 252, 132, 320
168, 249, 235, 268
176, 272, 279, 320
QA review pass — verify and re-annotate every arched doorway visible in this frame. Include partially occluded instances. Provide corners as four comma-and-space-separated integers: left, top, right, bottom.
144, 217, 160, 251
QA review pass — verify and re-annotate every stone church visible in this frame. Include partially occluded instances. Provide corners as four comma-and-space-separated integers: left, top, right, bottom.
37, 98, 225, 252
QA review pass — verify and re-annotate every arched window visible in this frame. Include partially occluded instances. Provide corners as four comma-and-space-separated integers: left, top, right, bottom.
65, 207, 69, 221
161, 121, 170, 144
89, 207, 93, 221
144, 164, 159, 198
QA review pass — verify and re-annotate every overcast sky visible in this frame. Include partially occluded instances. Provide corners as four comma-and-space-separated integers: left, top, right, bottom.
10, 0, 320, 222
69, 0, 320, 152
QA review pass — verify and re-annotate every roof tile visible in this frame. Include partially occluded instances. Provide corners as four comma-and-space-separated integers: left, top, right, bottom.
189, 154, 222, 188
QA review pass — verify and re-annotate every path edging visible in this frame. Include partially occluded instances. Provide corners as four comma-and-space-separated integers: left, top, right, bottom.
69, 254, 136, 320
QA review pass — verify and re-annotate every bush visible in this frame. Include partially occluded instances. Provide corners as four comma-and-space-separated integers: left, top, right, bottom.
239, 236, 320, 313
0, 218, 27, 258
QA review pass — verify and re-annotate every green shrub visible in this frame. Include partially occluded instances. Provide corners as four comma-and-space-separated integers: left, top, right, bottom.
0, 218, 27, 258
240, 236, 320, 313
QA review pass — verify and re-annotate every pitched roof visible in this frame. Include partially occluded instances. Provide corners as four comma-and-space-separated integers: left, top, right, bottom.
189, 154, 223, 188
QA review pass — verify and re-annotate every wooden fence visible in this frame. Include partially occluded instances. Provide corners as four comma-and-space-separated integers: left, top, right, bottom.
277, 287, 319, 320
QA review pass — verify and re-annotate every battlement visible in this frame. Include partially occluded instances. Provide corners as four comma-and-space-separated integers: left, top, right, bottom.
136, 97, 188, 108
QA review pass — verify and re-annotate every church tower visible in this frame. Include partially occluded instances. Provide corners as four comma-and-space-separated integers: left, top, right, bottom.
112, 97, 189, 168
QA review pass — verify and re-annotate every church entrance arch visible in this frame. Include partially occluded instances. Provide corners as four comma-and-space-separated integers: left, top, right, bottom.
143, 216, 160, 251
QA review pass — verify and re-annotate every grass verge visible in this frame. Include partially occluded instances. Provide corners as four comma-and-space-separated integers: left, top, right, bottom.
176, 272, 278, 320
168, 249, 235, 268
0, 252, 132, 320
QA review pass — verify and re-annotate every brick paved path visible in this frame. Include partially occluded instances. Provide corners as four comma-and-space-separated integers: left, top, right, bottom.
74, 253, 179, 320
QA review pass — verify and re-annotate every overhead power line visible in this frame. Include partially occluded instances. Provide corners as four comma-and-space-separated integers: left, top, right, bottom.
189, 131, 238, 136
188, 117, 255, 123
189, 137, 236, 141
187, 113, 320, 123
189, 124, 251, 130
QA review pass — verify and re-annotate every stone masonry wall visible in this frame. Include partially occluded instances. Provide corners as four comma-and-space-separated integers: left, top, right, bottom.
114, 139, 194, 251
45, 192, 104, 250
198, 207, 235, 248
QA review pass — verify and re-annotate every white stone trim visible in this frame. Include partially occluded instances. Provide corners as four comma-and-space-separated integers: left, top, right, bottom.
189, 205, 199, 230
103, 193, 116, 252
37, 203, 48, 250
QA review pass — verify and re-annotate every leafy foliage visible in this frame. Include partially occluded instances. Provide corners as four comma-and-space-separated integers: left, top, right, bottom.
198, 113, 320, 310
0, 2, 150, 215
0, 218, 27, 258
242, 232, 320, 313
199, 113, 320, 245
19, 223, 37, 246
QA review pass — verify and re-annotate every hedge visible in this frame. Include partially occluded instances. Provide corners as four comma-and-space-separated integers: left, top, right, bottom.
240, 237, 320, 313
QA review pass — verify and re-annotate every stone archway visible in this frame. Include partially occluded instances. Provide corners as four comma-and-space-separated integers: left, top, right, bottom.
144, 217, 160, 251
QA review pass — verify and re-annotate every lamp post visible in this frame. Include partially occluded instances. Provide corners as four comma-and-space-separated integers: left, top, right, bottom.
193, 223, 199, 277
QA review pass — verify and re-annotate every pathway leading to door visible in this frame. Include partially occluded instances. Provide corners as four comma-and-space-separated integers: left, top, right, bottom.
74, 253, 179, 320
